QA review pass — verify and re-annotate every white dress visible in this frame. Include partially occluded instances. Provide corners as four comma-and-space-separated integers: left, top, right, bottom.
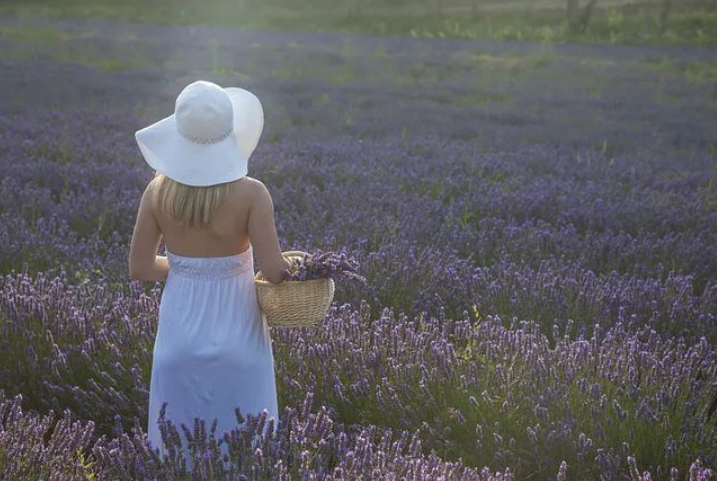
146, 244, 279, 470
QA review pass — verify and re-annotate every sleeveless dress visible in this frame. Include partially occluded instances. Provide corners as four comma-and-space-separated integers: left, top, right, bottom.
146, 243, 279, 470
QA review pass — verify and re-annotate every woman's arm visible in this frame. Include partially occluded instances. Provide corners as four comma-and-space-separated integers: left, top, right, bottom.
129, 183, 169, 282
248, 180, 292, 284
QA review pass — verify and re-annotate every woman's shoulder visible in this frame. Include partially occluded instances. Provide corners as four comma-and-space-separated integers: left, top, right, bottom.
143, 176, 160, 205
237, 176, 266, 189
231, 176, 270, 198
227, 176, 273, 208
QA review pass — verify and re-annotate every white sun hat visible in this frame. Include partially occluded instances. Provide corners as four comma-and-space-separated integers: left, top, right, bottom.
135, 80, 264, 187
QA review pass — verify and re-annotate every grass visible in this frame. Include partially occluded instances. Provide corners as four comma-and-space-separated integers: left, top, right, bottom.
1, 0, 717, 46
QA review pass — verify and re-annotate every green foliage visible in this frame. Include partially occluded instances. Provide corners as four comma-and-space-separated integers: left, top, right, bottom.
2, 0, 717, 46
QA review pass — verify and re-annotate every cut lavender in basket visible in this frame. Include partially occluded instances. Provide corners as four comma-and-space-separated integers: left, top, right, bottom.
287, 250, 367, 284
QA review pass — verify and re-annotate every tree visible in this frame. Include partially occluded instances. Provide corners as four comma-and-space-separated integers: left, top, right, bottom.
567, 0, 579, 26
658, 0, 674, 34
345, 0, 362, 19
567, 0, 600, 34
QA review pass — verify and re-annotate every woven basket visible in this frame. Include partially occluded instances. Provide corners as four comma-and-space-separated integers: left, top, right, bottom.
254, 251, 335, 328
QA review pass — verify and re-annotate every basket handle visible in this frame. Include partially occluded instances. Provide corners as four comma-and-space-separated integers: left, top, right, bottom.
254, 250, 311, 282
282, 251, 311, 274
282, 250, 312, 260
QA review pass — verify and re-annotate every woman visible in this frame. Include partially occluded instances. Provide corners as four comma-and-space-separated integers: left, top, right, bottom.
128, 80, 292, 470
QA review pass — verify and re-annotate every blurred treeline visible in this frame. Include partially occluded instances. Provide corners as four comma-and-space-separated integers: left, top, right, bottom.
2, 0, 717, 44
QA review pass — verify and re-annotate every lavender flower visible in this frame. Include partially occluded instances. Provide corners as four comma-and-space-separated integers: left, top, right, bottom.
285, 250, 367, 284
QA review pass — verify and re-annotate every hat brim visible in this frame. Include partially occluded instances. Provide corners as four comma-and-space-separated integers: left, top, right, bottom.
135, 87, 264, 187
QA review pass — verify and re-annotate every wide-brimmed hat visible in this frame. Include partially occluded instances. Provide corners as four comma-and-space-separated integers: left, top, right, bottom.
135, 80, 264, 187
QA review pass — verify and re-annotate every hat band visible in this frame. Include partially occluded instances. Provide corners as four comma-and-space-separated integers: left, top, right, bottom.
177, 122, 233, 145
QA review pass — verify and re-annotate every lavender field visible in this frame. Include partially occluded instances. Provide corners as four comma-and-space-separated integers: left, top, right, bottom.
1, 11, 717, 480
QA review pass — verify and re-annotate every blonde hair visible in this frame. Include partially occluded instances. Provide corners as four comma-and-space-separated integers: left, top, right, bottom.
149, 173, 232, 228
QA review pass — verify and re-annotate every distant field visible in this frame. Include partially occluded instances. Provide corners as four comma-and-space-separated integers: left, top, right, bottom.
2, 0, 717, 45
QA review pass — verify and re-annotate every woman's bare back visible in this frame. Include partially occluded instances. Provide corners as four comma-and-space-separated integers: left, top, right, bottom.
151, 177, 252, 257
146, 175, 290, 283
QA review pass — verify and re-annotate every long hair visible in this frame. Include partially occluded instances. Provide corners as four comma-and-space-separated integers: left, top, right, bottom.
149, 173, 232, 228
